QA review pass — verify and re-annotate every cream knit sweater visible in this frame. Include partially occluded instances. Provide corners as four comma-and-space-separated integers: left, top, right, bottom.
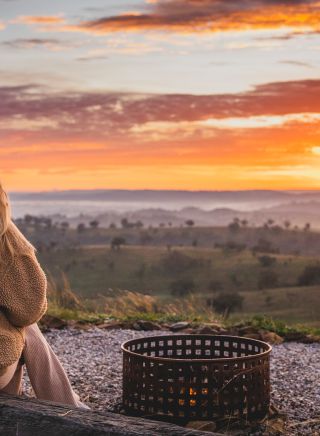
0, 221, 47, 370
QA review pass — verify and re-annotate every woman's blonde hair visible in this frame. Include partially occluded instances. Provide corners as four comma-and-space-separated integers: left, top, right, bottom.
0, 182, 15, 262
0, 182, 36, 259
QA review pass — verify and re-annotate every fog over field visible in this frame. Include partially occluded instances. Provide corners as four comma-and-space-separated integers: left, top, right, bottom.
9, 189, 320, 229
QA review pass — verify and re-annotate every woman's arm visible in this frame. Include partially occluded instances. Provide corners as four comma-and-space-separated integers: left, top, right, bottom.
0, 252, 48, 327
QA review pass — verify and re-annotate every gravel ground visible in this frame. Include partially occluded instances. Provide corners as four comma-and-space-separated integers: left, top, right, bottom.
22, 328, 320, 435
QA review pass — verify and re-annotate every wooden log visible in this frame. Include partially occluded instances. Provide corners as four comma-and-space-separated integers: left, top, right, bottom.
0, 393, 218, 436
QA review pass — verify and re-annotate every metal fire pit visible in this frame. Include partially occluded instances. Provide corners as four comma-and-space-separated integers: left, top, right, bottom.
122, 335, 272, 420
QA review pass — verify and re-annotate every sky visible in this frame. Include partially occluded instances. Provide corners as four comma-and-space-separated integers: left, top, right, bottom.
1, 0, 320, 191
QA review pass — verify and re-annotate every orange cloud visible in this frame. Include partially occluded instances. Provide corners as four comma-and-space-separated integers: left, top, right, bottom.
74, 0, 320, 35
1, 79, 320, 190
13, 15, 65, 25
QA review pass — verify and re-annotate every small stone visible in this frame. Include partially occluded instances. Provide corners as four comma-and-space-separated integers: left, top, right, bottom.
136, 320, 162, 331
217, 328, 229, 335
132, 322, 142, 331
170, 321, 190, 331
195, 325, 219, 335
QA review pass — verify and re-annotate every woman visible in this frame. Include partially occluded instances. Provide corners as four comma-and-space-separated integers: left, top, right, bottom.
0, 183, 88, 408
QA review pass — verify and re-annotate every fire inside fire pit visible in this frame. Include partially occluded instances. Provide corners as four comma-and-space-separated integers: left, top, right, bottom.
122, 335, 272, 420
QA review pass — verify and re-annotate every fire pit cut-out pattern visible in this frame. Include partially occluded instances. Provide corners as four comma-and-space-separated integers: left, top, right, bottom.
122, 335, 271, 420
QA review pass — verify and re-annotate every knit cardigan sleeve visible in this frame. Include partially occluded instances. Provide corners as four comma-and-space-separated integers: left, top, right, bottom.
0, 251, 48, 327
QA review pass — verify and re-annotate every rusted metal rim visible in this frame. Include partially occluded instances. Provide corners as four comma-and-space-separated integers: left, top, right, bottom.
121, 334, 272, 364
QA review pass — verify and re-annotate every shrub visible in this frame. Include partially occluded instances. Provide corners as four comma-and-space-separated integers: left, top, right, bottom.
77, 223, 86, 233
211, 292, 243, 318
228, 220, 240, 233
258, 255, 277, 267
185, 220, 195, 227
111, 236, 126, 250
89, 220, 99, 229
298, 265, 320, 286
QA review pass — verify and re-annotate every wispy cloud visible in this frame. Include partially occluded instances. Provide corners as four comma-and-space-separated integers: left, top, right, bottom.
13, 15, 65, 25
1, 38, 76, 51
279, 60, 314, 68
76, 55, 109, 62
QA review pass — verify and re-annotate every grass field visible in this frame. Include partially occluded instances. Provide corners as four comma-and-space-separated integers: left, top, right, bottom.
234, 286, 320, 327
38, 244, 320, 326
37, 245, 315, 297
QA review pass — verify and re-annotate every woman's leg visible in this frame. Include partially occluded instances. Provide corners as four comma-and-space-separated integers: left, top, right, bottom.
0, 359, 22, 393
23, 323, 89, 408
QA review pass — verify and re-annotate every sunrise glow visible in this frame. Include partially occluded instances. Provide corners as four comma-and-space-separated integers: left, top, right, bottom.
1, 0, 320, 191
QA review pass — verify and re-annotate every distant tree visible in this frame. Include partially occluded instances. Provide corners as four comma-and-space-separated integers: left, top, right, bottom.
241, 219, 248, 227
298, 265, 320, 286
43, 218, 52, 229
258, 255, 277, 268
109, 222, 117, 229
170, 278, 195, 296
185, 219, 195, 227
283, 220, 291, 230
121, 217, 143, 229
304, 223, 311, 232
89, 220, 99, 229
228, 218, 241, 233
60, 221, 70, 229
111, 236, 126, 250
121, 218, 130, 228
77, 223, 86, 233
24, 214, 34, 225
211, 292, 243, 319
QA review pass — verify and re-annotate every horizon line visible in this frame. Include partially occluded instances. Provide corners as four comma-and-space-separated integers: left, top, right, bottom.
7, 188, 320, 194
